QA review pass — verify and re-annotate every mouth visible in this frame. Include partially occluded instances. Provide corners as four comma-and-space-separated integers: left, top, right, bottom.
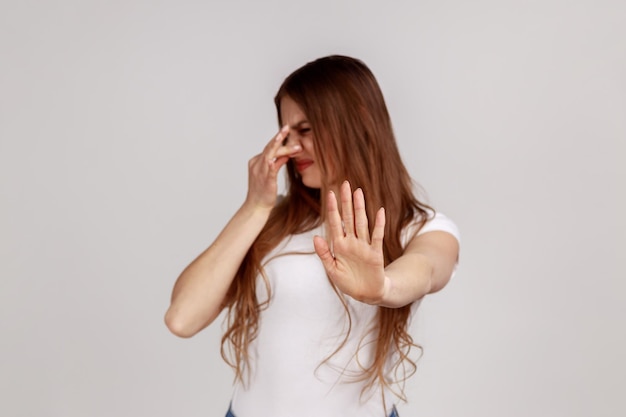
295, 159, 314, 172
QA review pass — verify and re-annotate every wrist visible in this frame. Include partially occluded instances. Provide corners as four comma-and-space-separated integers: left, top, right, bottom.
378, 275, 393, 306
359, 276, 392, 306
242, 194, 275, 211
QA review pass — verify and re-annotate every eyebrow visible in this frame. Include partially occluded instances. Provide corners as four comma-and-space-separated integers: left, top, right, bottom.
290, 120, 310, 129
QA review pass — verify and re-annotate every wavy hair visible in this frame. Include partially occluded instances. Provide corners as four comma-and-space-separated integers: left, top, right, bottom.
221, 55, 433, 400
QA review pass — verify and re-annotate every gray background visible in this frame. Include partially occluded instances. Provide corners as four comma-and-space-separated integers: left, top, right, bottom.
1, 0, 624, 416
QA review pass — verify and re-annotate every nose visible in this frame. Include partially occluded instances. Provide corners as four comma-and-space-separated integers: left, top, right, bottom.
284, 128, 302, 147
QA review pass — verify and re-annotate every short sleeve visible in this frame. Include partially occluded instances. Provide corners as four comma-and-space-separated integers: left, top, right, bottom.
401, 211, 461, 248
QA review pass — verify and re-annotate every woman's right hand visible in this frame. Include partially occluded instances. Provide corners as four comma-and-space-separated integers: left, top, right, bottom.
245, 125, 301, 210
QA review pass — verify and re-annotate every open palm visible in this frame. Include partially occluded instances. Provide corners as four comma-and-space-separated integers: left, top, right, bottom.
313, 181, 387, 304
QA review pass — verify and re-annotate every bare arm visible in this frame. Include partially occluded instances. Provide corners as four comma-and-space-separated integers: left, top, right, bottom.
164, 202, 272, 337
380, 230, 459, 307
164, 126, 301, 337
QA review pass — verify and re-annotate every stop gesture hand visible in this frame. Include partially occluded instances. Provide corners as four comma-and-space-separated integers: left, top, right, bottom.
313, 181, 388, 304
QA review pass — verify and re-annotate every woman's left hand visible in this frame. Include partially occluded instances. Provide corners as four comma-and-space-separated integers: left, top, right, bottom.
313, 181, 388, 305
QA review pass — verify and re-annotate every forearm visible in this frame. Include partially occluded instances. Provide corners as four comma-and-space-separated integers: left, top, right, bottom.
378, 253, 434, 308
165, 201, 271, 337
377, 229, 460, 308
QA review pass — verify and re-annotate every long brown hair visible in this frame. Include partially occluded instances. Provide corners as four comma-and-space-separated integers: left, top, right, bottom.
221, 55, 432, 400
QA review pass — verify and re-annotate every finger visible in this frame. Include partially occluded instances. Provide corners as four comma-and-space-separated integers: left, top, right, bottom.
265, 126, 302, 162
266, 150, 299, 178
273, 143, 301, 159
263, 125, 290, 156
340, 181, 355, 237
371, 207, 386, 251
326, 190, 345, 241
270, 155, 290, 173
313, 235, 335, 273
275, 124, 290, 144
353, 188, 370, 241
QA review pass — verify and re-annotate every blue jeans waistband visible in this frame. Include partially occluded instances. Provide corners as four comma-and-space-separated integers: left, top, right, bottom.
225, 404, 399, 417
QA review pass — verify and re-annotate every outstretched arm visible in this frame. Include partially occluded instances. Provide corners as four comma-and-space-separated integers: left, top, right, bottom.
313, 181, 459, 308
165, 126, 301, 337
382, 228, 459, 307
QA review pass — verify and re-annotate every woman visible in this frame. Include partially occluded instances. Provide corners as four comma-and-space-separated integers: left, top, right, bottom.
165, 55, 460, 417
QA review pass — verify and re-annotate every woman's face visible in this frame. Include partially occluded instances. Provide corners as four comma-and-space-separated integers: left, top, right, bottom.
280, 96, 322, 189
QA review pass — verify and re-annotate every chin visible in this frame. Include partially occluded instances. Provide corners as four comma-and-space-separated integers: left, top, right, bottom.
301, 177, 322, 189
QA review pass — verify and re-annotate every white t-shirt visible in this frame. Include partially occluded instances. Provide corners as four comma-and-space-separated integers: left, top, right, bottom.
230, 212, 460, 417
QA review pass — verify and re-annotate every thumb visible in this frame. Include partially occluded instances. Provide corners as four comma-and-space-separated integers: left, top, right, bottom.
313, 235, 335, 272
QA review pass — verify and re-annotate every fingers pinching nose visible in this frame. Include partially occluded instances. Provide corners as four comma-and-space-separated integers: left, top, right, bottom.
278, 125, 290, 140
